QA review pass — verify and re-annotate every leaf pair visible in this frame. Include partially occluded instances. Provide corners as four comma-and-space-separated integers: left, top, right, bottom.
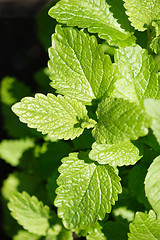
49, 0, 160, 33
48, 0, 135, 47
12, 26, 154, 144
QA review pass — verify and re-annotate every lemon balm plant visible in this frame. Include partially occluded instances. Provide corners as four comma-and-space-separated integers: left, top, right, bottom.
3, 0, 160, 239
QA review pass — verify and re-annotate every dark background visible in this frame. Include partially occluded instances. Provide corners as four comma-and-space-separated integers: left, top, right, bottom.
0, 0, 52, 82
0, 0, 54, 238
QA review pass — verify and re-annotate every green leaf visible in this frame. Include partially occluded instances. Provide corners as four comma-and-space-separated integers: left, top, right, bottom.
0, 138, 35, 166
113, 207, 134, 222
86, 222, 107, 240
8, 191, 50, 236
1, 173, 20, 201
56, 229, 73, 240
92, 97, 151, 144
123, 0, 160, 31
89, 140, 142, 166
152, 20, 160, 36
145, 155, 160, 219
12, 94, 96, 140
54, 152, 122, 230
46, 227, 73, 240
144, 98, 160, 145
150, 36, 160, 54
13, 230, 40, 240
48, 25, 115, 105
1, 171, 48, 206
111, 45, 159, 103
49, 0, 135, 47
128, 210, 160, 239
0, 76, 31, 106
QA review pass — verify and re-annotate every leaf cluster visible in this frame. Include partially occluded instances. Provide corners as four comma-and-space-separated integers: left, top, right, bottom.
1, 0, 160, 239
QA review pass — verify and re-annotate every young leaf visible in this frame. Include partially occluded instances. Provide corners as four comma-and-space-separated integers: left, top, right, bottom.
46, 224, 73, 240
113, 207, 134, 222
144, 98, 160, 145
123, 0, 160, 31
145, 155, 160, 219
111, 45, 159, 103
54, 152, 122, 230
48, 25, 115, 105
1, 173, 20, 201
49, 0, 135, 47
0, 138, 35, 166
13, 230, 40, 240
150, 36, 160, 54
12, 94, 96, 140
8, 191, 50, 236
86, 222, 107, 240
89, 140, 142, 166
152, 20, 160, 36
92, 97, 151, 144
128, 210, 160, 239
0, 76, 31, 106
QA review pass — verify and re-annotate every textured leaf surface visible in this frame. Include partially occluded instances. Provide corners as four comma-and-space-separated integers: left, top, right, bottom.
89, 140, 142, 166
0, 138, 34, 166
124, 0, 160, 31
12, 94, 95, 140
150, 21, 160, 54
128, 210, 160, 239
8, 191, 50, 235
86, 223, 106, 240
54, 152, 122, 230
144, 98, 160, 145
111, 45, 159, 103
49, 25, 115, 104
49, 0, 135, 47
92, 97, 151, 144
150, 36, 160, 54
152, 20, 160, 35
145, 156, 160, 219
